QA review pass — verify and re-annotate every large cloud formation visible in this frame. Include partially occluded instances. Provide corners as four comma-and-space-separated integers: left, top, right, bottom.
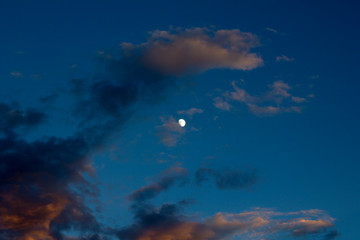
0, 27, 263, 240
0, 27, 337, 240
118, 203, 338, 240
124, 28, 263, 75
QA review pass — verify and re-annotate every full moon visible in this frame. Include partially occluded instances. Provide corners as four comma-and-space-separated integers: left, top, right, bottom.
178, 119, 186, 127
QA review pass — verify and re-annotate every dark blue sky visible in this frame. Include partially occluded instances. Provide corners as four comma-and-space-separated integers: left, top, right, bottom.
1, 1, 359, 240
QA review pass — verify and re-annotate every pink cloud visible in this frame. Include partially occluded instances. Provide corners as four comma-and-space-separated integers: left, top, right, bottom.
122, 27, 263, 75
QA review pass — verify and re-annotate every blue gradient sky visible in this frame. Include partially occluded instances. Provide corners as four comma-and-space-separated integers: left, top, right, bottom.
1, 1, 359, 239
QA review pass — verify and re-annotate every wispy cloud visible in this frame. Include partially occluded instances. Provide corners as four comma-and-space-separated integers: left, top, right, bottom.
129, 165, 188, 203
214, 80, 308, 116
156, 116, 186, 147
177, 108, 204, 118
266, 27, 278, 33
118, 203, 338, 240
213, 97, 232, 111
195, 167, 257, 190
9, 71, 23, 78
276, 54, 295, 62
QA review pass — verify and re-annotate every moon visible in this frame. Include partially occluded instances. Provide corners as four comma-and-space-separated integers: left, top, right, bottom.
178, 119, 186, 127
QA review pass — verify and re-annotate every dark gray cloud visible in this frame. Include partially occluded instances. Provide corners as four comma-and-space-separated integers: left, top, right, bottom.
129, 166, 188, 203
0, 135, 101, 239
39, 93, 59, 103
0, 102, 46, 136
324, 230, 341, 240
195, 167, 257, 190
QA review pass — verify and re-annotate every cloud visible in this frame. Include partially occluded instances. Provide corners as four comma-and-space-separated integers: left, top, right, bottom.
39, 93, 59, 103
74, 27, 263, 121
156, 116, 186, 147
2, 27, 261, 239
0, 27, 335, 240
213, 97, 232, 111
129, 165, 188, 203
0, 135, 100, 240
10, 71, 23, 78
195, 168, 257, 190
291, 96, 307, 103
276, 55, 295, 62
177, 108, 204, 118
265, 80, 291, 100
1, 27, 263, 239
0, 102, 47, 137
324, 230, 341, 240
118, 203, 338, 240
124, 27, 263, 75
248, 104, 281, 116
266, 27, 278, 33
215, 80, 308, 116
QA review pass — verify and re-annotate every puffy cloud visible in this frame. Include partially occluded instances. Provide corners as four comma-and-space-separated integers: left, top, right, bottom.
195, 167, 257, 190
0, 136, 100, 240
156, 116, 186, 147
137, 28, 263, 75
213, 97, 232, 111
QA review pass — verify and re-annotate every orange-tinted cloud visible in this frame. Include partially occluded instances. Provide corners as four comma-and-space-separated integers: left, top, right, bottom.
118, 204, 337, 240
214, 80, 308, 116
0, 193, 68, 240
156, 116, 186, 147
121, 28, 263, 75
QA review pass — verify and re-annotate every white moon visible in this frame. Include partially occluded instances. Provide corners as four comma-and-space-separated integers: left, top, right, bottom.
178, 119, 186, 127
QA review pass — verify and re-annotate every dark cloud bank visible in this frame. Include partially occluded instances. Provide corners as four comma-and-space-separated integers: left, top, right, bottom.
0, 28, 338, 240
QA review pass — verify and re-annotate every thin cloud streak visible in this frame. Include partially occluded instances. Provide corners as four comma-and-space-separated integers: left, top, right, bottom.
195, 167, 257, 190
129, 166, 188, 203
276, 54, 295, 62
177, 107, 204, 118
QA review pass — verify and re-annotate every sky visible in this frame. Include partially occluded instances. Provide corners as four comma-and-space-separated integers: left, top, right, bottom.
0, 0, 359, 240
